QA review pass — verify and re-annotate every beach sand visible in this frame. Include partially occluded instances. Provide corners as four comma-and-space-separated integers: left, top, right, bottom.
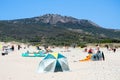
0, 46, 120, 80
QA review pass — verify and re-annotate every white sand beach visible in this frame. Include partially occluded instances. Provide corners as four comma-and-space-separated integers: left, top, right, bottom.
0, 44, 120, 80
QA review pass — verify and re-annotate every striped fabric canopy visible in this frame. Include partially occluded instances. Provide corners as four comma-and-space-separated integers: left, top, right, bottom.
37, 52, 70, 73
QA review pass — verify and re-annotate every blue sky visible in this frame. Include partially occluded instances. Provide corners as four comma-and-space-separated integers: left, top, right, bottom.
0, 0, 120, 29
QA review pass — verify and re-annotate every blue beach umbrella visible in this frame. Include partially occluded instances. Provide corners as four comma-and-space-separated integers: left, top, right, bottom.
37, 52, 70, 73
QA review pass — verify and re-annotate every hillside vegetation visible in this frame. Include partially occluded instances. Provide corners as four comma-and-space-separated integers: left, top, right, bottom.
0, 14, 120, 46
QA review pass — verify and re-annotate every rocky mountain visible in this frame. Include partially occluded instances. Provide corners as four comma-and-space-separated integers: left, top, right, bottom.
0, 14, 120, 45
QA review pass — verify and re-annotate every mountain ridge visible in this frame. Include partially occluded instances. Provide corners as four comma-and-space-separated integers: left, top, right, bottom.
3, 14, 103, 28
0, 14, 120, 45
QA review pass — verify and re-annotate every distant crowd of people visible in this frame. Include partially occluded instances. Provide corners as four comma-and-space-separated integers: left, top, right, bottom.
84, 44, 118, 54
105, 45, 117, 53
1, 42, 119, 57
0, 44, 24, 56
84, 45, 100, 54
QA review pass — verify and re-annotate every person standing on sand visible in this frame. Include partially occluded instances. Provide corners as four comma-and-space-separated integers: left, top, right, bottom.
11, 45, 14, 51
113, 48, 116, 53
18, 45, 21, 50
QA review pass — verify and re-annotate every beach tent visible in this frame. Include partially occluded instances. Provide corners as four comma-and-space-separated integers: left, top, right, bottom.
91, 51, 105, 61
37, 52, 70, 73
